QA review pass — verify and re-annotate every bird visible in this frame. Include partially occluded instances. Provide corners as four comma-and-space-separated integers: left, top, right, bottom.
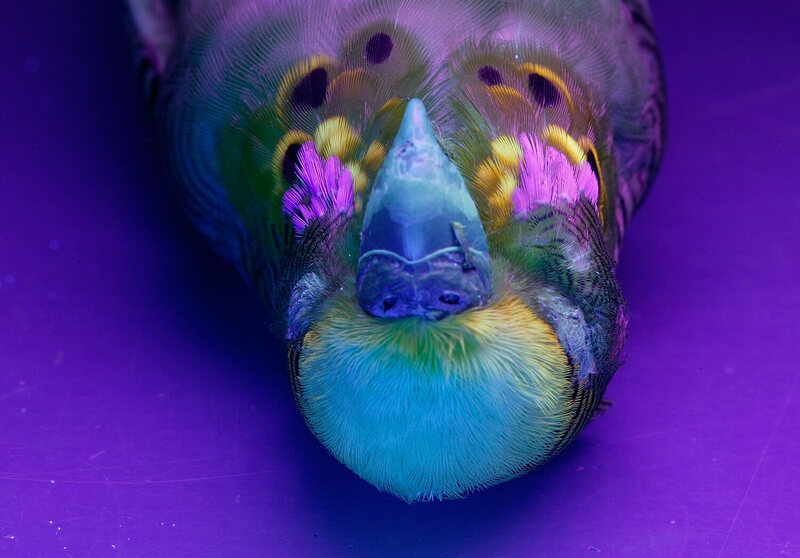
124, 0, 666, 502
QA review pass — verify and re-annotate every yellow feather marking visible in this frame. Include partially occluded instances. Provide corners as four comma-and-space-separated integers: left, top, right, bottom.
305, 290, 571, 392
490, 135, 523, 170
485, 84, 533, 113
473, 157, 518, 230
518, 63, 576, 116
271, 130, 313, 191
326, 68, 372, 109
542, 125, 586, 165
473, 157, 506, 197
347, 162, 368, 195
314, 116, 362, 161
371, 97, 407, 144
376, 97, 405, 117
362, 141, 387, 176
578, 136, 608, 228
275, 55, 337, 124
488, 191, 508, 211
489, 171, 516, 228
496, 169, 518, 198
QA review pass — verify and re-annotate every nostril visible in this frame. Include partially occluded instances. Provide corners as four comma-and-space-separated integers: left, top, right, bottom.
382, 295, 398, 312
439, 292, 460, 305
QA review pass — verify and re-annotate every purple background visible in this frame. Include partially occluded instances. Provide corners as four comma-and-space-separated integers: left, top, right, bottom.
2, 1, 799, 556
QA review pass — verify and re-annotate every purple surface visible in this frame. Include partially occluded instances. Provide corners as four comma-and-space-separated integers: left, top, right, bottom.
2, 1, 799, 556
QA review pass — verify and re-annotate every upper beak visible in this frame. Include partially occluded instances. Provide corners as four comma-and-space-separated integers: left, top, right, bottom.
357, 99, 491, 320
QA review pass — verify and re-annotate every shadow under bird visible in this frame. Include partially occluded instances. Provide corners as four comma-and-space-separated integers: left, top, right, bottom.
125, 0, 665, 501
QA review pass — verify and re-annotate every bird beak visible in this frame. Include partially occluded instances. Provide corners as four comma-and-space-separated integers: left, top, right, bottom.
357, 99, 491, 320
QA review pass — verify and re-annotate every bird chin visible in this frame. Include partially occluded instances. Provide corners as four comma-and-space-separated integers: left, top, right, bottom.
294, 291, 574, 501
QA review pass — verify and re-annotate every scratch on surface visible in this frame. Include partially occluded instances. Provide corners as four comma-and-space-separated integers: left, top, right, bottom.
598, 420, 752, 446
0, 469, 281, 485
24, 452, 270, 477
708, 76, 800, 116
716, 372, 799, 558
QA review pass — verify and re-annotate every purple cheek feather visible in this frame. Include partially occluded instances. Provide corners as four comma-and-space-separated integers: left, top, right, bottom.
511, 133, 599, 220
282, 142, 355, 235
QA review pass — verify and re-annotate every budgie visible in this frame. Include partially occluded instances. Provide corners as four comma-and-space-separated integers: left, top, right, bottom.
125, 0, 665, 501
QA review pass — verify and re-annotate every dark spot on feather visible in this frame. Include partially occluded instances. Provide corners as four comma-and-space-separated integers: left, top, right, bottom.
439, 292, 460, 305
290, 68, 327, 111
631, 9, 655, 33
146, 75, 160, 107
282, 143, 303, 183
528, 73, 559, 107
382, 295, 398, 312
136, 56, 151, 84
586, 149, 600, 182
478, 66, 502, 86
365, 32, 393, 64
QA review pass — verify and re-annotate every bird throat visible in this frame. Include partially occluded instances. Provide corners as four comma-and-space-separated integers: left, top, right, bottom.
294, 289, 575, 500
